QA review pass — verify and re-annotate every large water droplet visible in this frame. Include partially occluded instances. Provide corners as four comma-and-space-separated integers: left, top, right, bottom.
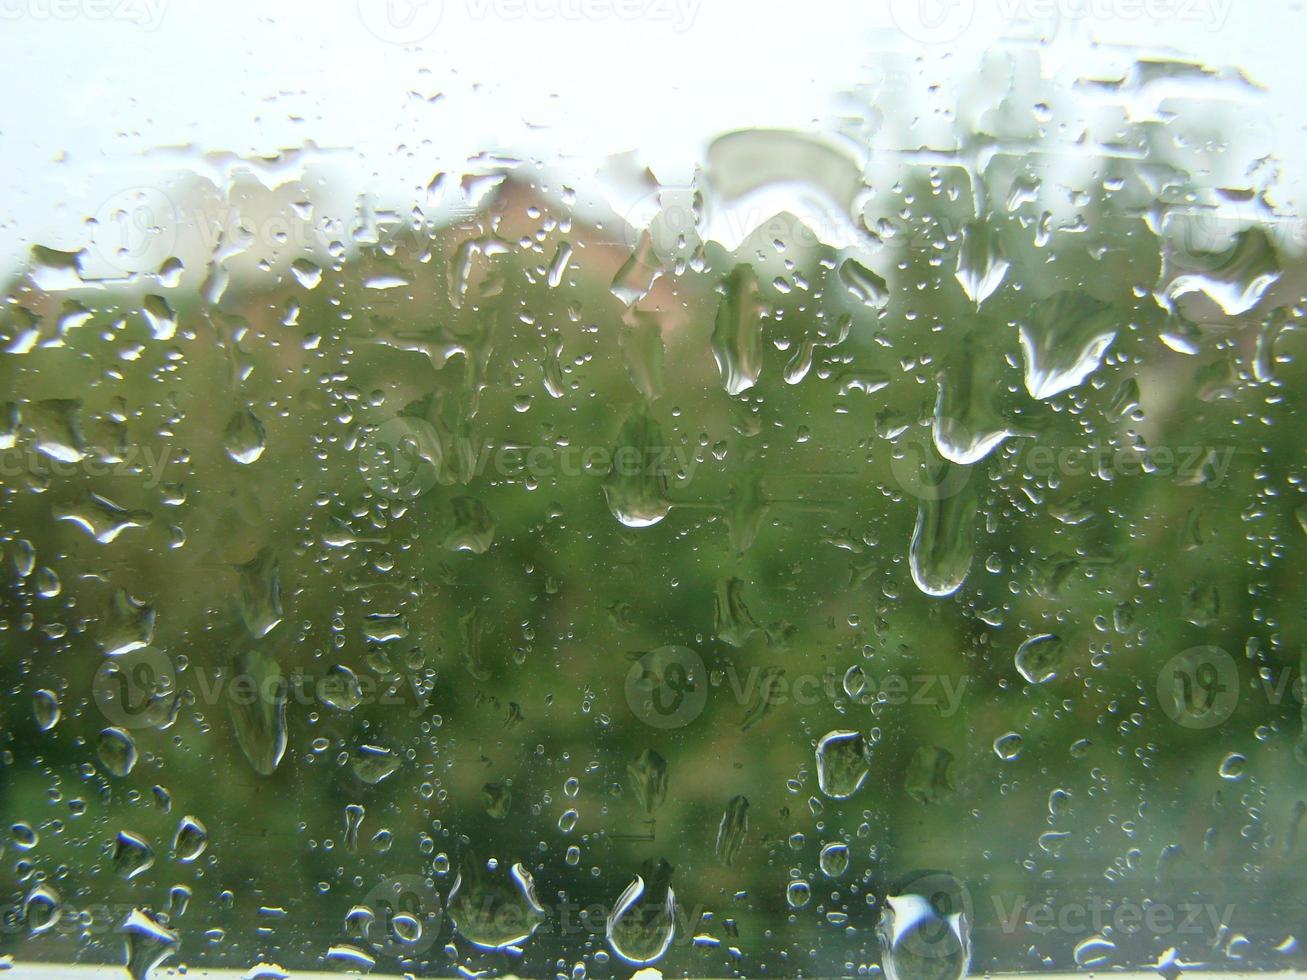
602, 408, 672, 527
224, 407, 267, 464
120, 908, 179, 980
97, 726, 139, 777
816, 730, 870, 799
909, 467, 976, 598
228, 648, 288, 776
878, 871, 971, 980
954, 219, 1009, 306
446, 855, 546, 951
711, 264, 763, 395
1019, 292, 1117, 400
1014, 633, 1063, 684
172, 815, 208, 862
606, 859, 677, 967
113, 830, 156, 879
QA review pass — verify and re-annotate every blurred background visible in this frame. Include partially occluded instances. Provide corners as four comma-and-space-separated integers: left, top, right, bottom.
1, 2, 1306, 978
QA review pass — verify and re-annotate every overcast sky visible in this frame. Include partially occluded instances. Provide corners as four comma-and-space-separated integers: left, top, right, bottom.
1, 0, 1303, 278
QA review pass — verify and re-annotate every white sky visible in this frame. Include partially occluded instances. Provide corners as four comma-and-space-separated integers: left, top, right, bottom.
1, 0, 1304, 277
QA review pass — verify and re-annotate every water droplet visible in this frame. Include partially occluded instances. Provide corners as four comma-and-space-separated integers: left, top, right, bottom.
1161, 226, 1280, 316
602, 408, 672, 527
353, 744, 401, 785
447, 854, 546, 951
993, 732, 1024, 761
819, 841, 850, 878
816, 730, 870, 799
547, 240, 573, 288
224, 407, 267, 464
786, 879, 811, 909
141, 294, 176, 341
878, 871, 971, 980
838, 257, 889, 309
954, 219, 1009, 306
714, 795, 749, 866
1219, 752, 1247, 780
606, 859, 676, 967
711, 264, 763, 395
99, 588, 155, 656
53, 491, 152, 544
290, 258, 323, 289
97, 726, 139, 777
121, 909, 179, 980
172, 815, 208, 862
237, 546, 282, 637
112, 830, 156, 879
24, 885, 61, 936
228, 648, 287, 776
483, 781, 512, 819
1015, 633, 1063, 684
904, 746, 955, 804
628, 748, 668, 815
1073, 936, 1116, 969
909, 467, 976, 597
321, 665, 364, 712
33, 689, 60, 731
33, 566, 60, 599
1019, 292, 1117, 400
443, 496, 495, 553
